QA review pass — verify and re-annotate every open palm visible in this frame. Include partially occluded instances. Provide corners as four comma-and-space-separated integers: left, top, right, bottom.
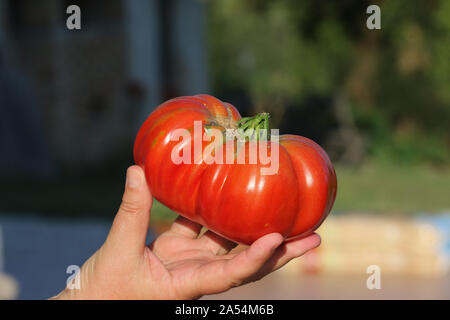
149, 216, 320, 299
54, 166, 320, 300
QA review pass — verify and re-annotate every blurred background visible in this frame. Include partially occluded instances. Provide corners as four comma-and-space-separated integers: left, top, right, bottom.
0, 0, 449, 299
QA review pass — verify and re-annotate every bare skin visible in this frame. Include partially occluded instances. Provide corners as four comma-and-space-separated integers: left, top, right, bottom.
52, 165, 321, 300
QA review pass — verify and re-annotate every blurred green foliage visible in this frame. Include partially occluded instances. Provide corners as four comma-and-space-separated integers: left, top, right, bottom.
207, 0, 450, 165
334, 162, 450, 213
2, 160, 448, 221
2, 1, 449, 219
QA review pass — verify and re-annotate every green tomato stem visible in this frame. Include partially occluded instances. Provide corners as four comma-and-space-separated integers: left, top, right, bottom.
237, 112, 270, 141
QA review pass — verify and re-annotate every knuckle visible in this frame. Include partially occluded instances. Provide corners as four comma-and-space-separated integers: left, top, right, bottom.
228, 278, 243, 288
119, 199, 141, 214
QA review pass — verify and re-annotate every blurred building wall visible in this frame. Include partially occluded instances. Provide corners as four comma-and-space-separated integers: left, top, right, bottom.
166, 0, 209, 97
0, 0, 208, 173
0, 0, 56, 178
124, 0, 162, 130
0, 0, 7, 46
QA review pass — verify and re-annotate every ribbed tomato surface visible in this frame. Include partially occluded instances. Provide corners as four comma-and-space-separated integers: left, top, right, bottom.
134, 95, 337, 244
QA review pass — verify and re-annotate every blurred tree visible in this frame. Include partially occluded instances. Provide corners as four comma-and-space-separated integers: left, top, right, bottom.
207, 0, 450, 165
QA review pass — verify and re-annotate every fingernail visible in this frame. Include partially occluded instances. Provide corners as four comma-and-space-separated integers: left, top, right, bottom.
126, 168, 141, 189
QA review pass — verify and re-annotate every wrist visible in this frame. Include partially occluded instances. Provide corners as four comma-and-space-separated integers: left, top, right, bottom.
50, 288, 82, 300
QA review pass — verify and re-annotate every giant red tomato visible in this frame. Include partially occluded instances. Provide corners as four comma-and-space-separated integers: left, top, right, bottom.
134, 94, 337, 244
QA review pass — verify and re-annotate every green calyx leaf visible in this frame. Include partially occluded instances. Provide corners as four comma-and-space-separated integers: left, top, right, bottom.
237, 112, 270, 141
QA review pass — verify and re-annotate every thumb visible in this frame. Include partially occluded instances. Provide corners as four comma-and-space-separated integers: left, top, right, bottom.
103, 165, 153, 257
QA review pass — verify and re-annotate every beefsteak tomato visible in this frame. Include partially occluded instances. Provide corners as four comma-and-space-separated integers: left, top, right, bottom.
134, 94, 337, 244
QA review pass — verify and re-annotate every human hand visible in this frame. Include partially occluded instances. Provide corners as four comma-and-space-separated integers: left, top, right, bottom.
53, 165, 321, 300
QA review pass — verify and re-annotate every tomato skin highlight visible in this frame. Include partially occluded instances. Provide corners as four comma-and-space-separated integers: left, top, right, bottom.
134, 95, 337, 245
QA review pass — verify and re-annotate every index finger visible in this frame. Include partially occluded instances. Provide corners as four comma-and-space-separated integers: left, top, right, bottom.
169, 216, 203, 239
